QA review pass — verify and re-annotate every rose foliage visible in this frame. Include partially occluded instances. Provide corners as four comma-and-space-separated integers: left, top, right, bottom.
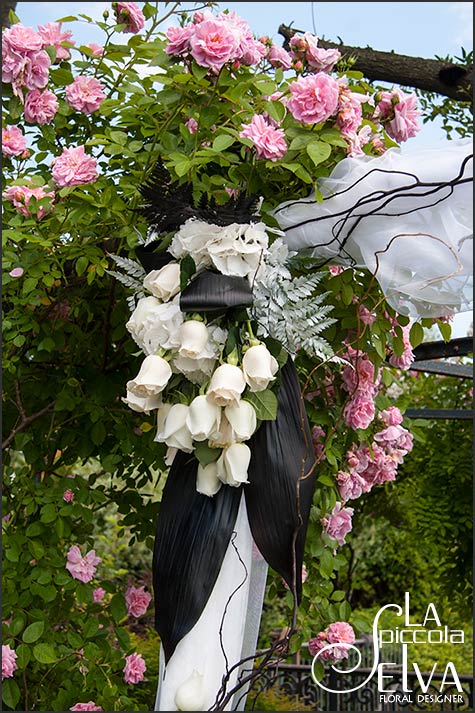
2, 3, 453, 710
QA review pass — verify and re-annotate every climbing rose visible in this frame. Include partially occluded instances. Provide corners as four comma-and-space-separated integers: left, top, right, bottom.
3, 183, 54, 220
376, 89, 422, 142
343, 393, 376, 430
287, 72, 339, 125
123, 652, 146, 684
113, 2, 145, 34
125, 585, 152, 617
63, 489, 74, 502
85, 43, 104, 57
2, 125, 27, 156
66, 545, 101, 583
66, 76, 105, 114
24, 88, 59, 125
38, 22, 75, 61
52, 145, 98, 187
70, 703, 102, 711
240, 114, 288, 161
189, 18, 240, 73
2, 645, 18, 680
322, 502, 354, 545
309, 622, 355, 662
93, 587, 106, 603
389, 325, 415, 370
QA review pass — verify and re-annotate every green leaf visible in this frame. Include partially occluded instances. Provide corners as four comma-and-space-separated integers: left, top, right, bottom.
2, 679, 20, 710
110, 593, 127, 623
49, 67, 74, 86
409, 321, 425, 348
306, 141, 332, 166
40, 503, 57, 523
76, 256, 88, 276
319, 548, 334, 578
33, 642, 57, 664
244, 389, 278, 421
212, 134, 235, 152
180, 254, 196, 291
15, 643, 32, 669
22, 620, 45, 643
194, 442, 221, 467
91, 421, 106, 446
438, 320, 452, 342
83, 618, 99, 639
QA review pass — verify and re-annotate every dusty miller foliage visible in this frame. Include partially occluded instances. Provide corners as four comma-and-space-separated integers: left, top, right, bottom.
106, 254, 146, 311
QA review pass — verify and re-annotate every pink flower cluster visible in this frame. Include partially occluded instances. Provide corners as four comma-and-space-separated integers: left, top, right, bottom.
24, 88, 59, 125
66, 545, 101, 583
375, 89, 422, 143
38, 22, 75, 61
52, 145, 98, 187
341, 348, 381, 431
165, 10, 266, 74
308, 621, 355, 662
287, 72, 340, 125
66, 75, 106, 115
240, 114, 287, 161
113, 2, 146, 34
388, 324, 415, 370
336, 79, 372, 156
3, 183, 54, 220
322, 502, 354, 545
2, 644, 18, 680
70, 703, 102, 711
2, 125, 28, 157
123, 652, 146, 684
337, 406, 413, 501
125, 585, 152, 618
289, 32, 341, 73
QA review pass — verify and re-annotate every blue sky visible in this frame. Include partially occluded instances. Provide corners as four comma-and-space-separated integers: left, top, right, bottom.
13, 2, 474, 334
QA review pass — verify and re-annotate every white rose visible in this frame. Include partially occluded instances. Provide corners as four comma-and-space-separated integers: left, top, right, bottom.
224, 400, 257, 441
126, 354, 172, 397
169, 219, 222, 270
206, 363, 246, 407
196, 461, 222, 497
186, 395, 222, 441
207, 222, 269, 281
154, 403, 193, 453
175, 670, 207, 712
217, 442, 251, 487
143, 262, 181, 301
126, 295, 183, 355
178, 320, 210, 358
122, 389, 162, 414
172, 354, 217, 385
242, 344, 278, 392
207, 414, 234, 448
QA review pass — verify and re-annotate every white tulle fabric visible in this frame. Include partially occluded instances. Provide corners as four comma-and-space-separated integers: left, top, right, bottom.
154, 494, 268, 711
274, 140, 473, 318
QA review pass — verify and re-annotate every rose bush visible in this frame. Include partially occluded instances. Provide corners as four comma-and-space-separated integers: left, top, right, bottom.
2, 2, 451, 709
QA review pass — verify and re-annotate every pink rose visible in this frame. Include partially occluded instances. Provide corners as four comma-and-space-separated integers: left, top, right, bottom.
125, 585, 152, 617
287, 72, 339, 125
328, 265, 344, 276
379, 406, 403, 427
389, 325, 415, 370
85, 43, 104, 57
93, 587, 106, 603
343, 393, 375, 430
2, 125, 27, 157
218, 11, 265, 66
312, 425, 326, 462
240, 114, 287, 161
165, 25, 194, 56
24, 88, 59, 125
336, 87, 366, 136
3, 184, 55, 220
290, 33, 340, 73
326, 621, 355, 659
189, 18, 240, 73
267, 44, 292, 70
322, 502, 353, 546
2, 644, 18, 680
70, 703, 102, 711
376, 89, 422, 143
52, 145, 98, 187
185, 117, 199, 134
66, 76, 106, 115
38, 22, 75, 61
357, 304, 377, 326
336, 470, 370, 501
354, 444, 397, 486
63, 489, 74, 502
23, 50, 51, 91
123, 652, 146, 684
66, 545, 101, 583
3, 24, 43, 53
113, 2, 145, 34
9, 267, 24, 278
308, 631, 333, 660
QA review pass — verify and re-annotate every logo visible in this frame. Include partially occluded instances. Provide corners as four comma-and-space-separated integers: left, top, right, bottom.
311, 592, 466, 707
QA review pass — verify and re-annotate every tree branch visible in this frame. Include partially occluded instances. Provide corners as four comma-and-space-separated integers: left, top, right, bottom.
278, 24, 473, 103
2, 400, 56, 450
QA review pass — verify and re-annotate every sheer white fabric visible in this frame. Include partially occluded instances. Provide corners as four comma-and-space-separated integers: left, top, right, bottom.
154, 494, 267, 711
274, 140, 473, 318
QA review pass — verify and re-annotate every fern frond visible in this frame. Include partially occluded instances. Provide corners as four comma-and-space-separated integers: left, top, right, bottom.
108, 254, 146, 281
105, 269, 145, 293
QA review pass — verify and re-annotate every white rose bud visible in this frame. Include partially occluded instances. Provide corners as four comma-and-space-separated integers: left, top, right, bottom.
122, 389, 162, 414
154, 403, 193, 453
178, 320, 210, 359
242, 344, 278, 392
207, 414, 234, 448
207, 364, 246, 407
175, 670, 207, 711
196, 461, 222, 497
186, 395, 221, 441
224, 400, 257, 441
126, 354, 172, 397
143, 262, 181, 301
217, 442, 251, 487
